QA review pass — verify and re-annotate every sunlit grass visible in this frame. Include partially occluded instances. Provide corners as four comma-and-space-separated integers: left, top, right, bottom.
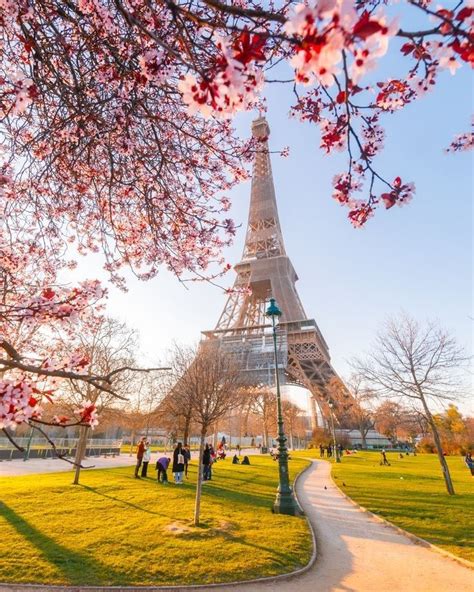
303, 450, 473, 562
0, 455, 312, 586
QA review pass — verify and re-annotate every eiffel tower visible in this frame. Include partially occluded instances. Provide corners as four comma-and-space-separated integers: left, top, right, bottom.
202, 117, 343, 428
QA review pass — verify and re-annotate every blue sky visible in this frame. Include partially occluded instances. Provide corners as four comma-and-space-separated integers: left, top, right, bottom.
66, 48, 473, 413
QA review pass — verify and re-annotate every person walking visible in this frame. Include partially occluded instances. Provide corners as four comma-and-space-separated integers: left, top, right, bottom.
319, 444, 324, 458
380, 449, 391, 466
141, 441, 151, 477
202, 443, 211, 481
172, 442, 185, 484
134, 436, 146, 478
156, 456, 170, 483
464, 451, 474, 476
327, 444, 332, 458
183, 445, 191, 479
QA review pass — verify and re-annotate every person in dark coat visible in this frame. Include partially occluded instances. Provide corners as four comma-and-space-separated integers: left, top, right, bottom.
202, 443, 212, 481
172, 442, 185, 484
232, 454, 240, 464
183, 445, 191, 479
242, 455, 250, 465
464, 452, 474, 476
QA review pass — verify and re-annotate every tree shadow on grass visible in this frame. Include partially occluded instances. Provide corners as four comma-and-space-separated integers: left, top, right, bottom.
79, 484, 168, 517
200, 482, 275, 508
0, 501, 134, 586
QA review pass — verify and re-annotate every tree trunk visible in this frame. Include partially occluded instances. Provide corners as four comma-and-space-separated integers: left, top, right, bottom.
421, 397, 455, 495
183, 414, 191, 447
73, 425, 89, 485
194, 428, 207, 527
361, 428, 367, 449
129, 430, 135, 456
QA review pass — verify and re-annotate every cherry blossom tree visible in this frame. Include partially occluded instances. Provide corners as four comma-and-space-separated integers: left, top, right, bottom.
0, 212, 108, 451
1, 0, 471, 243
0, 211, 161, 461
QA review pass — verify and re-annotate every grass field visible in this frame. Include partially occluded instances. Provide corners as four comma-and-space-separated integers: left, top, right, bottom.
0, 455, 312, 586
326, 451, 473, 562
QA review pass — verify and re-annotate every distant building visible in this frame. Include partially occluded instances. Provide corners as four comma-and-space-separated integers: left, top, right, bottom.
336, 429, 392, 449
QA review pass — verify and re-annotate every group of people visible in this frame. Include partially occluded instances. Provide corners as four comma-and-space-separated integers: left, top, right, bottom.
232, 454, 250, 465
319, 443, 343, 458
134, 437, 191, 484
134, 437, 254, 484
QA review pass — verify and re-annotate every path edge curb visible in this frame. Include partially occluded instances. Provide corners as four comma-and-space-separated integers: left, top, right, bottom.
327, 462, 474, 571
0, 459, 318, 592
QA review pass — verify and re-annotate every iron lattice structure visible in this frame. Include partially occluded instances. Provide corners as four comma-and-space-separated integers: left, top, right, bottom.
202, 117, 346, 428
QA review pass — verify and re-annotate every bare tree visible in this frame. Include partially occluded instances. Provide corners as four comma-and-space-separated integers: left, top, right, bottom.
247, 387, 277, 448
170, 343, 245, 526
60, 318, 146, 484
282, 400, 305, 450
124, 371, 169, 454
345, 374, 376, 448
355, 313, 469, 495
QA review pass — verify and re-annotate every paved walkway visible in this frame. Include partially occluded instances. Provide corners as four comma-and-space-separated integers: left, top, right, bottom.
1, 460, 472, 592
0, 454, 136, 476
219, 460, 473, 592
0, 449, 260, 477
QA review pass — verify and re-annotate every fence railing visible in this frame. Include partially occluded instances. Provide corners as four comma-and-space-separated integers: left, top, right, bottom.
0, 438, 122, 462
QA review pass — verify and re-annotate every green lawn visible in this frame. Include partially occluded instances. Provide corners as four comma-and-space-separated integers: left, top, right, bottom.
326, 451, 473, 562
0, 456, 312, 586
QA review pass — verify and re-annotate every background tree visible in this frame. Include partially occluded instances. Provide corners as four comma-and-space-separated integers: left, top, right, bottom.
247, 387, 277, 448
355, 313, 469, 495
282, 400, 305, 449
60, 317, 139, 483
170, 343, 245, 526
373, 401, 404, 444
345, 374, 376, 448
432, 405, 471, 455
123, 371, 170, 454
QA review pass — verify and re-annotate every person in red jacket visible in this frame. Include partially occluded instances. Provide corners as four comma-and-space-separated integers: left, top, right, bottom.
135, 436, 146, 478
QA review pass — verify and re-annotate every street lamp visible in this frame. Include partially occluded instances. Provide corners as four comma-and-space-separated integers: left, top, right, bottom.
327, 399, 341, 463
266, 298, 302, 516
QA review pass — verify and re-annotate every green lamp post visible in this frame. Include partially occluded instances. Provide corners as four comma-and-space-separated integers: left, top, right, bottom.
266, 298, 302, 516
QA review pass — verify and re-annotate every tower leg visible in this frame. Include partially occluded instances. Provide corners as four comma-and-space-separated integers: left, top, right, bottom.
309, 397, 319, 431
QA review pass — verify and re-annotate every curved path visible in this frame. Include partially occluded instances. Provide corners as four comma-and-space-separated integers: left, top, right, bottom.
1, 460, 472, 592
220, 460, 473, 592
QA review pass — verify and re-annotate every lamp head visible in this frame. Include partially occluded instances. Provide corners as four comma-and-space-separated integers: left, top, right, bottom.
266, 298, 282, 318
